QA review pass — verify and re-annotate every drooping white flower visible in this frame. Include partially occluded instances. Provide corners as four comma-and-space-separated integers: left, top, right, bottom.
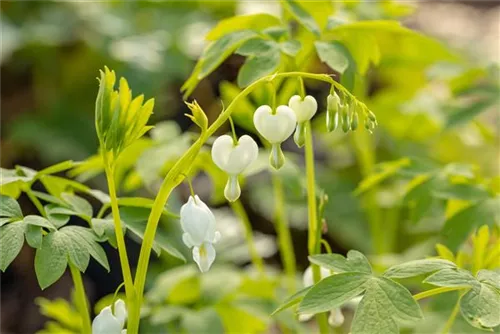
92, 299, 127, 334
288, 95, 317, 147
253, 105, 296, 169
326, 92, 341, 132
211, 134, 258, 202
298, 266, 345, 328
288, 95, 318, 123
180, 195, 221, 272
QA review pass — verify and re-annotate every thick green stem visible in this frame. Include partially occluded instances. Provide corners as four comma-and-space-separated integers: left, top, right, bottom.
272, 174, 296, 292
230, 200, 264, 274
128, 71, 356, 333
103, 163, 136, 319
304, 121, 329, 334
69, 263, 92, 334
413, 286, 464, 301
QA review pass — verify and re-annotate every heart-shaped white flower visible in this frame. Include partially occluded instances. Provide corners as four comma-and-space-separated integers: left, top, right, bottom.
211, 135, 258, 175
180, 195, 221, 272
211, 134, 258, 202
288, 95, 318, 123
253, 105, 296, 144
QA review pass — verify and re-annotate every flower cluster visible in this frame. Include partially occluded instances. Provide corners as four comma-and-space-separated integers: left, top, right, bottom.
326, 91, 377, 133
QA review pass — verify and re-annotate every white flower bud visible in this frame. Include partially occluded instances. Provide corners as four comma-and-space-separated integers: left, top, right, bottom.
211, 134, 258, 202
288, 95, 318, 123
180, 195, 220, 272
253, 105, 296, 144
92, 299, 127, 334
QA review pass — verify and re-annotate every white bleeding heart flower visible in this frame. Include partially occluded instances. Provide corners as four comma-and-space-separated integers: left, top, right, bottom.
92, 299, 127, 334
253, 105, 296, 169
288, 95, 318, 123
180, 195, 221, 272
298, 266, 345, 328
211, 134, 258, 202
288, 95, 317, 147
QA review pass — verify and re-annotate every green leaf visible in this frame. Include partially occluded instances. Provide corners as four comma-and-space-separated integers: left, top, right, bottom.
205, 13, 281, 41
45, 204, 71, 228
432, 183, 490, 202
61, 192, 93, 218
298, 272, 371, 313
309, 250, 372, 274
91, 218, 123, 248
446, 96, 499, 129
460, 282, 500, 329
37, 160, 75, 176
283, 0, 321, 37
120, 207, 186, 262
23, 215, 56, 230
384, 259, 457, 279
25, 224, 43, 249
0, 195, 23, 218
61, 226, 109, 271
351, 277, 423, 334
424, 268, 478, 288
200, 30, 257, 80
354, 158, 411, 195
236, 38, 278, 56
280, 40, 301, 57
35, 231, 68, 289
314, 41, 350, 74
442, 197, 500, 251
272, 286, 311, 315
237, 51, 281, 88
0, 221, 25, 271
477, 270, 500, 290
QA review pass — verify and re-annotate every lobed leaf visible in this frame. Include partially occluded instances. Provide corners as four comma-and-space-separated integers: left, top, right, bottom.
423, 268, 478, 288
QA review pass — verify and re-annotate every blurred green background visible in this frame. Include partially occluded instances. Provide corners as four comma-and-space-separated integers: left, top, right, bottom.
1, 1, 499, 333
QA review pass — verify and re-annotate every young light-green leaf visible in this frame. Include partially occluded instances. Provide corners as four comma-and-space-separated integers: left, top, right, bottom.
314, 41, 350, 74
298, 272, 370, 314
236, 38, 278, 56
384, 259, 456, 278
205, 13, 281, 41
61, 192, 93, 218
0, 221, 25, 271
309, 250, 372, 274
0, 195, 23, 219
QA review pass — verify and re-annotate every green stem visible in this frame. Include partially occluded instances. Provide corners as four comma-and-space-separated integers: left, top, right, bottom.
413, 287, 465, 301
230, 200, 264, 274
103, 162, 136, 318
304, 121, 329, 334
26, 189, 46, 217
441, 293, 463, 334
69, 263, 92, 334
228, 116, 238, 145
272, 174, 296, 292
128, 71, 354, 333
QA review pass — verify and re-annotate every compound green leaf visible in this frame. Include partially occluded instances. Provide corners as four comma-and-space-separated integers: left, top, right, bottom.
423, 268, 478, 288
